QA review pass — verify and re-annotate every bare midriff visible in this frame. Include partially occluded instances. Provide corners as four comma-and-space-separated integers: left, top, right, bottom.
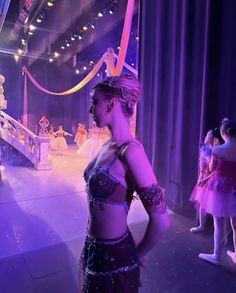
88, 202, 129, 239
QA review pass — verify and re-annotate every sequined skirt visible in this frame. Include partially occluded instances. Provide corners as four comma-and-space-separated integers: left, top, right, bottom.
80, 229, 140, 293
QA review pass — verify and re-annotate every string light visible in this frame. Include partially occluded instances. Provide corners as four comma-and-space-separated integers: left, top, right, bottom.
47, 1, 54, 7
54, 52, 59, 58
29, 24, 36, 31
14, 55, 20, 62
49, 58, 53, 62
98, 12, 103, 17
83, 26, 88, 31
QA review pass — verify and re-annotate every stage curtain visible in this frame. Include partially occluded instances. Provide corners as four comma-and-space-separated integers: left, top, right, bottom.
138, 0, 236, 211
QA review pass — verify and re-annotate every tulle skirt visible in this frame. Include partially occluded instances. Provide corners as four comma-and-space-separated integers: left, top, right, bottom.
55, 137, 68, 151
194, 176, 236, 217
76, 138, 102, 159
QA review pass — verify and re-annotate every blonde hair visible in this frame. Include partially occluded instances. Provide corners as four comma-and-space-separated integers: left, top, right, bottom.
93, 75, 141, 118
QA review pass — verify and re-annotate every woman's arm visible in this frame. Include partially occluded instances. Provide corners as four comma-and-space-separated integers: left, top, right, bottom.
123, 142, 170, 264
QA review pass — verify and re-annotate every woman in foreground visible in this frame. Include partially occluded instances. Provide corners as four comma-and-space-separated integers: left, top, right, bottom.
80, 75, 170, 292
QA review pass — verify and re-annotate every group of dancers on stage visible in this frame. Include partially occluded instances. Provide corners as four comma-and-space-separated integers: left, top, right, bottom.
190, 118, 236, 266
39, 115, 110, 157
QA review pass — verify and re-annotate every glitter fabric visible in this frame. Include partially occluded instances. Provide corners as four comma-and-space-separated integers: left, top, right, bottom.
137, 183, 166, 213
80, 230, 140, 293
84, 146, 134, 210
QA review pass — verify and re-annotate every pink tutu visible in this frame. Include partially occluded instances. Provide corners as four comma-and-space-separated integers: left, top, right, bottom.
196, 159, 236, 217
189, 184, 206, 204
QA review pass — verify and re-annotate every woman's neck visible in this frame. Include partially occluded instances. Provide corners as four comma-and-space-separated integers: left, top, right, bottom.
109, 121, 134, 144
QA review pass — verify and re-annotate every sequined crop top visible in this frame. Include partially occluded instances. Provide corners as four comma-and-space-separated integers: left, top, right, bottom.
84, 142, 167, 213
84, 144, 134, 210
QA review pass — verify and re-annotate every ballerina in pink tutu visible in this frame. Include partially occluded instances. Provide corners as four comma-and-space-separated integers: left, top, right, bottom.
198, 119, 236, 265
190, 128, 224, 233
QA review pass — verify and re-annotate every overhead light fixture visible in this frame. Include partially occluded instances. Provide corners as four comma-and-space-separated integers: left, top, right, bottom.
47, 1, 54, 7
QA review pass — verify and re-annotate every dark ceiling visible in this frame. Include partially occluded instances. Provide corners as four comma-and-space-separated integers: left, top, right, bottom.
0, 0, 139, 67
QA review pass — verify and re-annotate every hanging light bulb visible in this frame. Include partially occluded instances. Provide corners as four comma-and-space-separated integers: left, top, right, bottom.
98, 12, 103, 17
83, 26, 88, 31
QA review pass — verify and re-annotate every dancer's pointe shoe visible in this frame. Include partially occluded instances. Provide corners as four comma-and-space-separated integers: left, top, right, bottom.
227, 250, 236, 264
198, 253, 221, 265
190, 226, 204, 233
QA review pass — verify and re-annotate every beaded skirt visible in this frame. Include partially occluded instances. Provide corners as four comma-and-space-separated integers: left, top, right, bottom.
80, 229, 140, 293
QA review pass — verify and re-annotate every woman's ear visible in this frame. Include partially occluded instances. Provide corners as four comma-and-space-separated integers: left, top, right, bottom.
214, 138, 219, 146
107, 98, 117, 112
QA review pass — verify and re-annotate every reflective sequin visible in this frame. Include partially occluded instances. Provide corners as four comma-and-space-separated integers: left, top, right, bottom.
137, 183, 166, 213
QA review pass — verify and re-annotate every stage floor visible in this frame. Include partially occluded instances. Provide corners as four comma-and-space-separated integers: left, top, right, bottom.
0, 147, 235, 292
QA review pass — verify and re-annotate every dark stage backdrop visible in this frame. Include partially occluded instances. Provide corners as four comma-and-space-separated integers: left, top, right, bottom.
137, 0, 236, 212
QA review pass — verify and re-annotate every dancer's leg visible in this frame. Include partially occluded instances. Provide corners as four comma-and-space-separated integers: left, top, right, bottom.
199, 216, 224, 265
190, 208, 206, 233
227, 217, 236, 264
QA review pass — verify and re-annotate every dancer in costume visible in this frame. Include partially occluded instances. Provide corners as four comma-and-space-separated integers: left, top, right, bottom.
76, 121, 101, 159
48, 126, 57, 151
198, 119, 236, 265
54, 125, 72, 153
39, 115, 49, 136
74, 123, 88, 148
190, 128, 224, 232
80, 75, 170, 292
